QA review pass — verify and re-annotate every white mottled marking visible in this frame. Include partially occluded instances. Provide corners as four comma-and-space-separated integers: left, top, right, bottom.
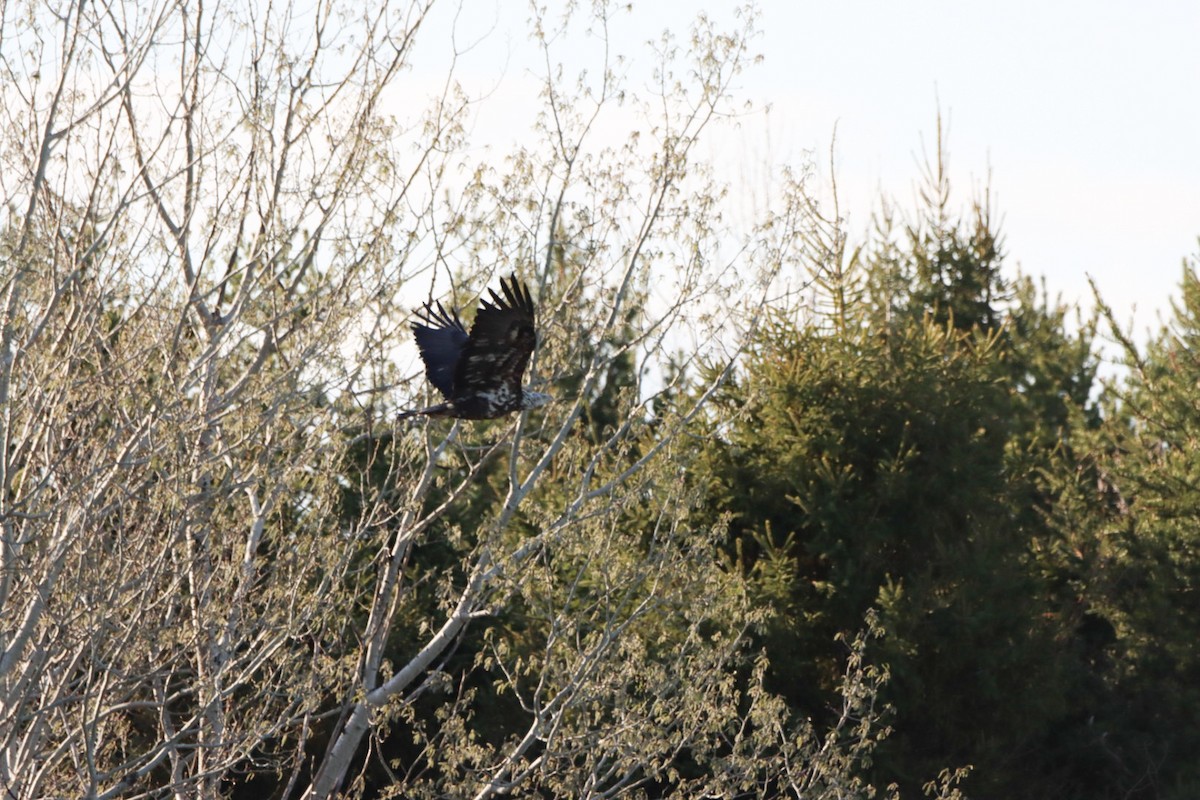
479, 385, 515, 408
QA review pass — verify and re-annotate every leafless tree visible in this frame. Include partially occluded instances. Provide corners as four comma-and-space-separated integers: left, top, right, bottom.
0, 2, 963, 798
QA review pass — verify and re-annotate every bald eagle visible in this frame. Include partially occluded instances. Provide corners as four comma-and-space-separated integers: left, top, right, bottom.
399, 274, 552, 420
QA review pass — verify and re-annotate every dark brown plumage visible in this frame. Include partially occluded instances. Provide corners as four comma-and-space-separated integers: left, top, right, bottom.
399, 275, 551, 420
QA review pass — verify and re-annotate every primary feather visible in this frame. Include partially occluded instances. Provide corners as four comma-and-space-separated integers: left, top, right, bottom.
410, 301, 468, 397
401, 275, 551, 420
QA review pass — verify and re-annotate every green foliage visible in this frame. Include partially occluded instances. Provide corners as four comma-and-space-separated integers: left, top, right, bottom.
688, 165, 1109, 798
1051, 256, 1200, 799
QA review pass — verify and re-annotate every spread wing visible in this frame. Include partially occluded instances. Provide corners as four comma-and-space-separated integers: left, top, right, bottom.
411, 300, 469, 398
454, 275, 537, 402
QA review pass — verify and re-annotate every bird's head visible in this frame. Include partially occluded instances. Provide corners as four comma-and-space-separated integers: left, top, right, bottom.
520, 390, 553, 410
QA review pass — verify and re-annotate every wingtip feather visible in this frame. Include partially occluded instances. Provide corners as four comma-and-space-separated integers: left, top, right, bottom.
496, 274, 534, 318
413, 298, 466, 333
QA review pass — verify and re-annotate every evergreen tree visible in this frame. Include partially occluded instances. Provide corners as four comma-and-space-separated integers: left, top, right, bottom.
689, 163, 1101, 797
1054, 257, 1200, 799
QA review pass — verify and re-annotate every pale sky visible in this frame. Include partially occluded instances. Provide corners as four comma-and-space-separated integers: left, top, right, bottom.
744, 1, 1200, 341
410, 1, 1200, 344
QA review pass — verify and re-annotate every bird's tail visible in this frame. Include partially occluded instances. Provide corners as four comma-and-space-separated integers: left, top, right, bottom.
397, 402, 452, 421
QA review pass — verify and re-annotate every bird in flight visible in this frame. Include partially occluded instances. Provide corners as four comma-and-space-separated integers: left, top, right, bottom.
399, 274, 552, 420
